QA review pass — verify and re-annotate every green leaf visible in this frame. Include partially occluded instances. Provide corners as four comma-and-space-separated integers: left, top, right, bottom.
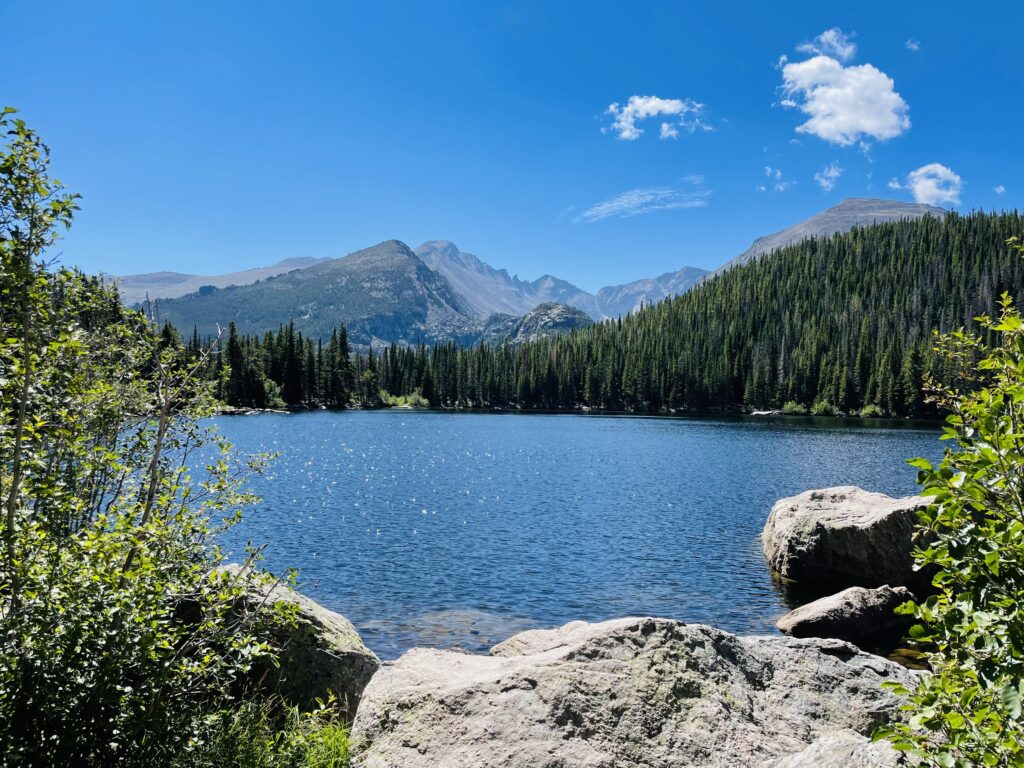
1001, 684, 1022, 719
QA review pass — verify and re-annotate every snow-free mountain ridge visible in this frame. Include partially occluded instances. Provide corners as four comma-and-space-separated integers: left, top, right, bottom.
120, 198, 949, 347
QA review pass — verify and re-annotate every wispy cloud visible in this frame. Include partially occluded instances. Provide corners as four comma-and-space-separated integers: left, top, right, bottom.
905, 39, 920, 52
995, 185, 1006, 195
797, 27, 857, 62
759, 166, 794, 193
604, 95, 711, 140
576, 183, 710, 223
889, 163, 962, 205
814, 162, 843, 191
779, 28, 910, 147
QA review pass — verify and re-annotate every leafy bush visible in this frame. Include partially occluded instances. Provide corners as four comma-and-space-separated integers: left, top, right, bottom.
810, 400, 840, 416
379, 388, 430, 408
879, 265, 1024, 766
858, 403, 887, 418
0, 110, 294, 766
781, 400, 809, 415
181, 697, 350, 768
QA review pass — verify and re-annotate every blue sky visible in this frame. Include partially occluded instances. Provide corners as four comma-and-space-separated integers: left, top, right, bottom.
2, 1, 1021, 291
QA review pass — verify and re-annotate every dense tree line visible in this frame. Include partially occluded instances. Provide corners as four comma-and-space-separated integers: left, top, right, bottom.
196, 211, 1024, 418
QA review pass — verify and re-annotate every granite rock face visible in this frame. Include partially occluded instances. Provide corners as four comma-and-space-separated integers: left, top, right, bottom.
220, 564, 380, 715
762, 486, 929, 593
776, 585, 915, 649
350, 617, 911, 768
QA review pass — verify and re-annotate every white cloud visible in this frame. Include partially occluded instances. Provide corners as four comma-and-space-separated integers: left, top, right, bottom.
906, 39, 920, 52
781, 55, 910, 146
889, 163, 962, 205
995, 185, 1006, 195
604, 95, 711, 140
576, 183, 710, 223
798, 27, 857, 62
814, 162, 843, 191
759, 167, 793, 192
659, 122, 680, 140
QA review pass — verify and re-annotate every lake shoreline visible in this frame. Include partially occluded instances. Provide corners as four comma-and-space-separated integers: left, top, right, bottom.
216, 402, 944, 428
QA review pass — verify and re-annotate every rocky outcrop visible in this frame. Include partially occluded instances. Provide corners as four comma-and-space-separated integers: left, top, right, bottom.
776, 585, 914, 649
350, 617, 911, 768
220, 564, 379, 715
762, 486, 929, 594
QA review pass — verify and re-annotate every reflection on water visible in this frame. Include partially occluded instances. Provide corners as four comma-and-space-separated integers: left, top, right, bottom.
215, 411, 943, 659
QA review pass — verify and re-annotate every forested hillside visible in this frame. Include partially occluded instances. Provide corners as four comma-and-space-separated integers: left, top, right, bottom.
200, 211, 1023, 418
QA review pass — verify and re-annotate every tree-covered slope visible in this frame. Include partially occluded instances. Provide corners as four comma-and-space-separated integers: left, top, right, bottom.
150, 240, 481, 347
360, 211, 1024, 417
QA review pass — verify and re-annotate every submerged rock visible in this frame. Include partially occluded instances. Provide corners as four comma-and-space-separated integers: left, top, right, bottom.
220, 564, 380, 715
762, 486, 929, 593
350, 617, 910, 768
776, 585, 914, 650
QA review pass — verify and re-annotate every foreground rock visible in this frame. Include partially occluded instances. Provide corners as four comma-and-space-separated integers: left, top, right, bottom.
221, 564, 380, 715
762, 486, 929, 594
351, 617, 911, 768
776, 585, 914, 650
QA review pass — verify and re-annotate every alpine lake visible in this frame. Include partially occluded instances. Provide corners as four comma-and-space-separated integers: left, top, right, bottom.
214, 410, 943, 660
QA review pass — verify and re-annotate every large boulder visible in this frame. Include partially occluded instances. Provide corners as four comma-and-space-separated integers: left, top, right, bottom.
762, 486, 929, 593
776, 585, 914, 649
350, 617, 911, 768
220, 564, 380, 715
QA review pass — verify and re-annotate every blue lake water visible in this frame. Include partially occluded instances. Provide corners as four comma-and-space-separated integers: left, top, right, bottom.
214, 411, 943, 660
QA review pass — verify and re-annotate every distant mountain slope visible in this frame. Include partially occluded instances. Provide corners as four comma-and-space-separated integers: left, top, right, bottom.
413, 239, 703, 319
115, 257, 326, 305
715, 198, 948, 275
595, 267, 708, 317
150, 241, 479, 347
414, 240, 537, 317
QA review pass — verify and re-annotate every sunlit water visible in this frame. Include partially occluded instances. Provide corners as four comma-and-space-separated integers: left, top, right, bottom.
213, 411, 943, 659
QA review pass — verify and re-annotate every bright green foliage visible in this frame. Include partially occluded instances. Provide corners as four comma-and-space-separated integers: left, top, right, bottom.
879, 247, 1024, 767
181, 696, 351, 768
378, 388, 430, 408
0, 110, 296, 766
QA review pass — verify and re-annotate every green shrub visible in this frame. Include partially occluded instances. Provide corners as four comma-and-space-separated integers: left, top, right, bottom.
810, 400, 839, 416
858, 403, 887, 418
878, 272, 1024, 766
781, 400, 809, 415
0, 109, 294, 766
181, 697, 351, 768
379, 388, 430, 408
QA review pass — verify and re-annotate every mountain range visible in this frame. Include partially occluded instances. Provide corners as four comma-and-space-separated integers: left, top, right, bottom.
124, 198, 947, 347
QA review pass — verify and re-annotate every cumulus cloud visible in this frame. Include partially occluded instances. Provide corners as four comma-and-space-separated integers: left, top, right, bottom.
781, 55, 910, 146
906, 39, 920, 52
797, 27, 857, 61
995, 185, 1006, 195
604, 95, 711, 140
889, 163, 962, 205
576, 182, 710, 223
814, 162, 843, 191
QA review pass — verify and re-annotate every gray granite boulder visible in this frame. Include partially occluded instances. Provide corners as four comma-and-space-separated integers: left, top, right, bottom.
762, 486, 929, 593
350, 617, 911, 768
220, 564, 379, 715
776, 585, 914, 649
771, 730, 903, 767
